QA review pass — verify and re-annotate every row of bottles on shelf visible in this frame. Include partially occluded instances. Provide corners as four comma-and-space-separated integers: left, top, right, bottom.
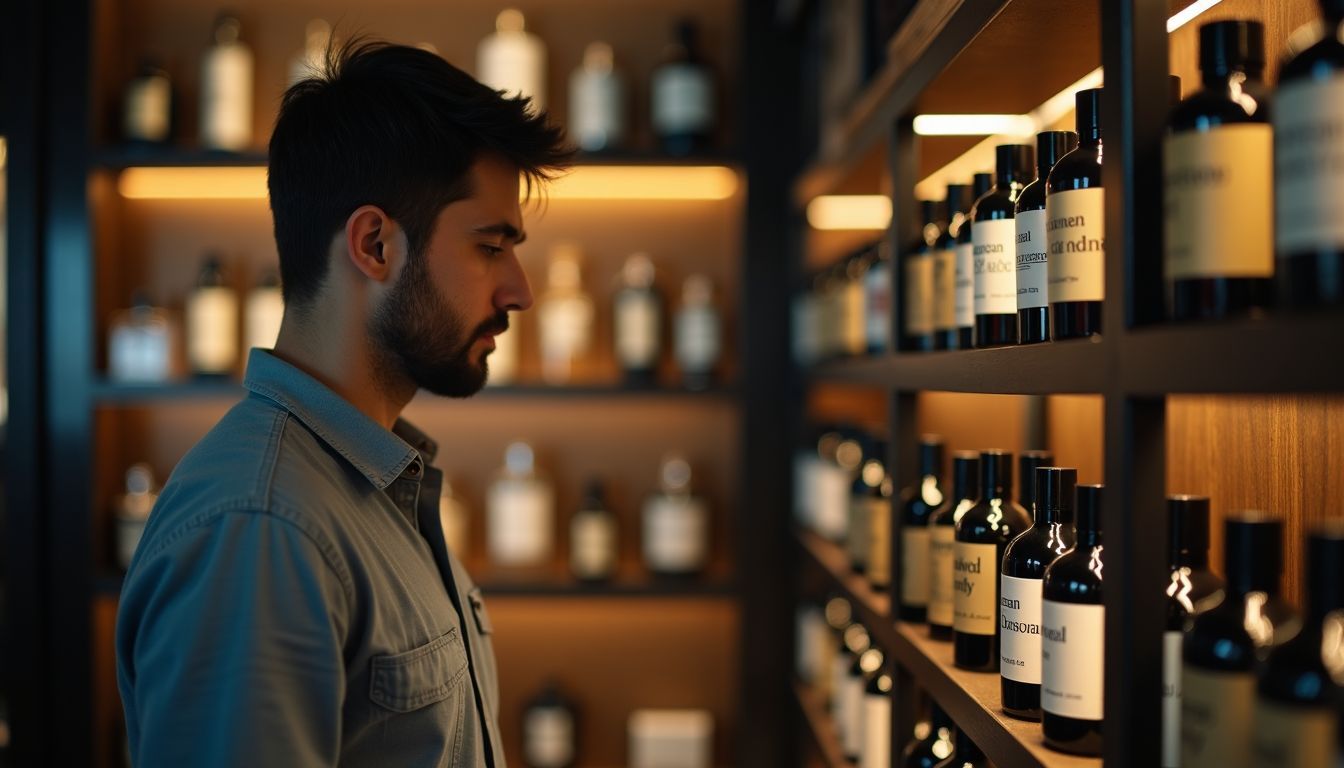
796, 6, 1344, 362
522, 683, 713, 768
114, 445, 713, 581
122, 10, 719, 155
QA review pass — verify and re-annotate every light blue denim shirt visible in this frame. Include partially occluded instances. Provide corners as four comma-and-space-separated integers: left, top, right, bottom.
116, 349, 503, 767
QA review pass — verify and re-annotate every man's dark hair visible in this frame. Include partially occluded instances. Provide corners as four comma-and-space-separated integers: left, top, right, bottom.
268, 38, 572, 306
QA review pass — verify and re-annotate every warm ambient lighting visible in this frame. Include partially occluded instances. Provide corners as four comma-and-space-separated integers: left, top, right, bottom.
117, 164, 739, 201
1168, 0, 1224, 32
912, 114, 1036, 137
807, 195, 892, 230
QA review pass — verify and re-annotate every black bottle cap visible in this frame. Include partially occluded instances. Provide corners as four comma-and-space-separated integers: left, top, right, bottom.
995, 144, 1034, 184
1167, 495, 1210, 560
919, 435, 944, 477
978, 450, 1013, 498
1018, 450, 1054, 506
1075, 484, 1104, 538
1200, 19, 1266, 76
1034, 131, 1079, 176
1224, 512, 1283, 596
1035, 467, 1078, 514
1306, 521, 1344, 624
1168, 74, 1183, 105
1323, 0, 1344, 22
919, 199, 941, 227
945, 184, 970, 216
582, 479, 606, 507
971, 172, 993, 201
1075, 88, 1103, 144
951, 450, 980, 501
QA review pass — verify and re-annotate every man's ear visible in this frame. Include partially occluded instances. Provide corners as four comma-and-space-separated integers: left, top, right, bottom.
344, 205, 394, 282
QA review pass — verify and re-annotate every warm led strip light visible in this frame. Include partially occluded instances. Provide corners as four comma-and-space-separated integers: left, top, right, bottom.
912, 114, 1037, 137
118, 164, 739, 201
807, 194, 892, 230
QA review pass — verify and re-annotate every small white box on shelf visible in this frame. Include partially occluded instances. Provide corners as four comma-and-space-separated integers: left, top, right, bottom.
628, 709, 713, 768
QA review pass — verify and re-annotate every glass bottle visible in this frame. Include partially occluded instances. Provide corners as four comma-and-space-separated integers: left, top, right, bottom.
1046, 88, 1106, 339
848, 446, 886, 575
522, 683, 578, 768
933, 184, 969, 350
199, 13, 254, 151
1016, 131, 1078, 344
108, 293, 175, 383
972, 145, 1033, 347
569, 42, 626, 153
860, 659, 893, 768
904, 200, 941, 351
614, 253, 662, 385
901, 701, 955, 767
114, 463, 158, 571
899, 436, 945, 622
123, 58, 171, 144
651, 19, 715, 155
641, 455, 709, 576
928, 451, 979, 640
186, 255, 239, 377
477, 9, 547, 111
674, 274, 721, 390
933, 728, 987, 768
569, 480, 617, 582
864, 241, 892, 355
537, 244, 594, 385
486, 441, 555, 568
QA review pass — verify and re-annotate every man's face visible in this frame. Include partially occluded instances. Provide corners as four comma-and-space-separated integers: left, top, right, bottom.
371, 156, 533, 397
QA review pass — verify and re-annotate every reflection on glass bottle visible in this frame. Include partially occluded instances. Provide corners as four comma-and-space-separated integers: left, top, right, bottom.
477, 8, 547, 112
569, 42, 625, 153
487, 441, 555, 568
651, 19, 715, 155
199, 12, 254, 151
537, 244, 594, 385
123, 58, 172, 144
244, 269, 284, 353
523, 684, 578, 768
614, 253, 662, 385
439, 478, 470, 558
288, 19, 332, 86
115, 464, 158, 570
186, 255, 239, 376
108, 293, 175, 383
674, 274, 720, 390
642, 455, 708, 576
569, 480, 617, 582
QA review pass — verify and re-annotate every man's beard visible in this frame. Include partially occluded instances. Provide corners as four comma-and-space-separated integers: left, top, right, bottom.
370, 257, 508, 398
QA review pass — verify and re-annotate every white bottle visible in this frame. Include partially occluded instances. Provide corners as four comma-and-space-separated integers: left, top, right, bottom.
569, 42, 625, 152
674, 274, 721, 390
244, 270, 284, 353
199, 13, 253, 151
476, 9, 547, 112
439, 478, 470, 558
287, 19, 332, 87
642, 455, 709, 576
108, 294, 175, 383
486, 441, 555, 567
537, 244, 594, 385
115, 464, 158, 570
485, 323, 520, 386
569, 480, 617, 581
186, 256, 239, 376
614, 253, 662, 381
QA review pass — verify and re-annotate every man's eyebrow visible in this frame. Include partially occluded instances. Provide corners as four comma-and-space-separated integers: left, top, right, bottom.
473, 223, 527, 245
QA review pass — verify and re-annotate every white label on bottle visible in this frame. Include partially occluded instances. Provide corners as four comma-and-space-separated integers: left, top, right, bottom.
1253, 698, 1338, 768
1162, 630, 1183, 768
1275, 76, 1344, 255
125, 75, 170, 142
523, 707, 575, 768
815, 464, 852, 542
1181, 666, 1255, 768
244, 289, 284, 352
831, 654, 851, 722
200, 44, 254, 151
538, 295, 593, 382
861, 693, 891, 768
643, 496, 708, 573
674, 306, 720, 373
1046, 187, 1106, 302
187, 287, 239, 374
478, 33, 547, 110
652, 64, 713, 134
487, 481, 554, 566
109, 321, 172, 383
867, 498, 891, 587
928, 526, 957, 627
1041, 601, 1104, 720
973, 219, 1018, 316
905, 254, 935, 334
1015, 209, 1049, 310
615, 292, 660, 368
1000, 574, 1044, 683
570, 513, 616, 580
954, 243, 975, 327
1164, 125, 1274, 279
864, 261, 891, 350
570, 71, 625, 151
842, 675, 865, 758
952, 542, 998, 635
933, 248, 957, 330
795, 606, 825, 682
848, 499, 872, 570
901, 527, 931, 606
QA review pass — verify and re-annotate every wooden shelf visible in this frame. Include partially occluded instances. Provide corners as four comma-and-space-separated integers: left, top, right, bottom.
797, 529, 892, 639
794, 680, 849, 768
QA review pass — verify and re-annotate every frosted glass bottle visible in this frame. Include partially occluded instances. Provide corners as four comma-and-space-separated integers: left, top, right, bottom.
108, 294, 175, 383
642, 455, 709, 576
569, 42, 625, 152
614, 253, 662, 384
186, 256, 239, 376
476, 9, 547, 112
199, 13, 253, 151
486, 441, 555, 567
674, 274, 721, 390
537, 245, 594, 385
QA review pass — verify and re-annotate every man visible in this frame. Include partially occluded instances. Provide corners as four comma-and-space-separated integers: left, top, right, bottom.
116, 40, 571, 767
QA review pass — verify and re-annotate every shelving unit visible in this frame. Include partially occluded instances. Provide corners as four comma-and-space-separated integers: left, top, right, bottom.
794, 680, 849, 768
90, 379, 738, 404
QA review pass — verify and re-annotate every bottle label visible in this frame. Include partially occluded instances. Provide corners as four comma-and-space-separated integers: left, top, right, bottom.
1041, 600, 1104, 720
867, 497, 891, 587
952, 541, 998, 635
125, 75, 170, 142
642, 496, 708, 572
1164, 125, 1274, 279
814, 464, 852, 542
1046, 187, 1106, 302
571, 72, 625, 150
1253, 699, 1337, 768
478, 34, 547, 110
954, 243, 975, 327
615, 292, 660, 368
1275, 75, 1344, 255
905, 254, 935, 334
842, 675, 866, 757
570, 514, 616, 579
1161, 630, 1183, 768
1015, 209, 1049, 310
187, 287, 239, 374
488, 483, 554, 566
860, 692, 892, 768
674, 307, 720, 372
928, 525, 957, 626
652, 63, 713, 134
933, 248, 957, 330
1180, 666, 1255, 768
973, 219, 1018, 316
999, 574, 1043, 683
848, 499, 872, 569
523, 707, 575, 768
200, 45, 254, 151
864, 261, 891, 350
900, 526, 931, 606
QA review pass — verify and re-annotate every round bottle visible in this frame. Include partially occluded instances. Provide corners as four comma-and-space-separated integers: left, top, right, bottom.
569, 42, 625, 153
927, 451, 979, 641
641, 455, 709, 576
900, 701, 955, 767
1015, 131, 1078, 344
674, 274, 721, 390
933, 727, 987, 768
1046, 88, 1106, 339
186, 255, 239, 376
972, 145, 1033, 347
849, 448, 886, 575
522, 683, 577, 768
487, 441, 555, 568
614, 253, 662, 385
123, 58, 171, 143
199, 13, 254, 151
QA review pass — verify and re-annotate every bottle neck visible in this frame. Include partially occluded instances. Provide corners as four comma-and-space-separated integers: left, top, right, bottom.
980, 466, 1010, 500
1036, 505, 1066, 527
1170, 545, 1209, 571
994, 171, 1021, 188
1076, 525, 1102, 548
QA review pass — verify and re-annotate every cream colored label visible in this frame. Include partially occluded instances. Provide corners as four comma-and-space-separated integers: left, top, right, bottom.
1016, 209, 1049, 310
1275, 76, 1344, 255
1046, 188, 1106, 302
928, 526, 957, 626
1164, 125, 1274, 279
1162, 630, 1183, 768
1253, 700, 1337, 768
1181, 666, 1255, 768
861, 693, 891, 768
952, 542, 998, 635
901, 527, 931, 606
848, 500, 872, 570
187, 287, 239, 373
1000, 574, 1043, 683
934, 248, 957, 330
973, 219, 1018, 315
868, 498, 891, 586
955, 243, 975, 327
1041, 601, 1104, 720
864, 262, 891, 349
905, 255, 935, 334
615, 292, 660, 367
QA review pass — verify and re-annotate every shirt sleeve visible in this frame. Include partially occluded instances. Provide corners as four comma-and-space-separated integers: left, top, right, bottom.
116, 508, 351, 768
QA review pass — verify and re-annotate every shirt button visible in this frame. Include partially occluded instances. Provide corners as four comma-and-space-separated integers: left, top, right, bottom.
408, 463, 420, 476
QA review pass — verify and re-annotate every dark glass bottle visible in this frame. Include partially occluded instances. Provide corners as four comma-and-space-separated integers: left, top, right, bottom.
899, 436, 946, 622
1046, 88, 1105, 340
868, 465, 896, 592
1181, 514, 1301, 768
1275, 0, 1344, 308
522, 683, 579, 768
933, 728, 987, 768
1001, 467, 1077, 721
1161, 496, 1225, 768
1015, 131, 1078, 344
953, 450, 1030, 670
848, 445, 886, 575
956, 175, 992, 347
1165, 20, 1273, 321
971, 145, 1033, 347
650, 19, 714, 156
928, 451, 979, 641
934, 184, 971, 350
904, 200, 943, 351
901, 702, 955, 768
1041, 484, 1105, 756
1253, 522, 1344, 765
1017, 450, 1054, 512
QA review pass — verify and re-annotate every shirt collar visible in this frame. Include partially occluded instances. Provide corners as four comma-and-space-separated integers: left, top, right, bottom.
242, 349, 425, 490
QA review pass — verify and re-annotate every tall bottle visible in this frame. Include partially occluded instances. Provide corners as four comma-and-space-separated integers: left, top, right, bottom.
953, 450, 1031, 669
651, 19, 715, 155
904, 200, 941, 351
1182, 514, 1301, 768
537, 244, 594, 385
244, 269, 284, 352
1275, 0, 1344, 308
843, 249, 871, 357
487, 441, 556, 568
614, 253, 662, 385
833, 623, 871, 747
1047, 88, 1106, 339
569, 42, 626, 153
642, 455, 709, 576
674, 274, 721, 390
114, 464, 158, 571
123, 58, 172, 144
844, 646, 884, 762
1017, 450, 1054, 513
848, 446, 886, 574
934, 185, 970, 350
933, 728, 987, 768
861, 657, 893, 768
477, 9, 547, 111
1016, 131, 1078, 344
1041, 484, 1106, 756
901, 702, 955, 767
1166, 20, 1273, 321
954, 176, 990, 349
1253, 522, 1344, 766
972, 145, 1033, 347
1162, 495, 1225, 768
867, 467, 895, 592
288, 19, 332, 86
928, 451, 979, 641
199, 13, 254, 151
864, 242, 893, 355
569, 480, 617, 582
899, 436, 945, 622
1001, 466, 1077, 721
522, 684, 578, 768
820, 596, 854, 705
186, 255, 239, 376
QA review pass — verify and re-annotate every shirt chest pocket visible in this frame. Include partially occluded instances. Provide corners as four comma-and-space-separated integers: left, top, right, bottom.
369, 627, 470, 713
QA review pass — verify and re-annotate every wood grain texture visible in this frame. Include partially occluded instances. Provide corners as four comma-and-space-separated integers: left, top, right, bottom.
1046, 395, 1105, 485
808, 383, 891, 436
916, 391, 1032, 480
1167, 0, 1318, 90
